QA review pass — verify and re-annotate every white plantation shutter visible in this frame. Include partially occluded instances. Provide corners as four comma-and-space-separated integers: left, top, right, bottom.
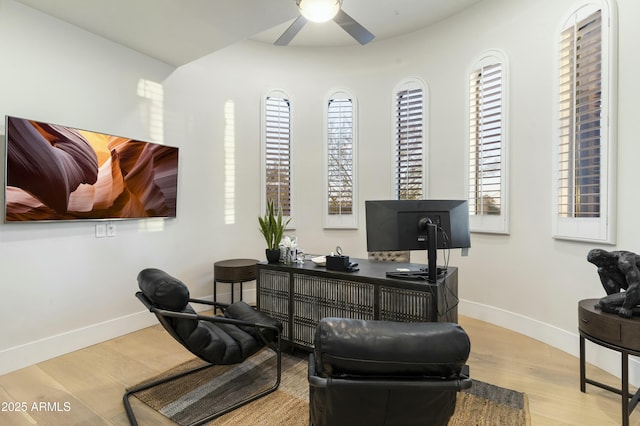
553, 1, 616, 243
324, 91, 357, 228
327, 98, 353, 215
264, 95, 292, 217
467, 51, 509, 234
394, 81, 425, 200
469, 63, 502, 215
557, 11, 601, 219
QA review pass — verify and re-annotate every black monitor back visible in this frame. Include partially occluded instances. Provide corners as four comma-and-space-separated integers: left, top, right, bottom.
365, 200, 471, 252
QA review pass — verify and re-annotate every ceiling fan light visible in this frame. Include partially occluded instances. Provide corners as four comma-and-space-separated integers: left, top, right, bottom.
297, 0, 340, 23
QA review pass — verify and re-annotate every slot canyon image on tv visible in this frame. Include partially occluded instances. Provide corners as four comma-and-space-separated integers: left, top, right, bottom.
4, 116, 179, 222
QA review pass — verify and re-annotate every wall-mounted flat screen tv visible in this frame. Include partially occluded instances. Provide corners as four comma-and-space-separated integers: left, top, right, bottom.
4, 116, 179, 222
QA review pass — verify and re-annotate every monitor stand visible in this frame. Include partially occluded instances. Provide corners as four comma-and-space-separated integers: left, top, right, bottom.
426, 222, 437, 282
387, 222, 441, 282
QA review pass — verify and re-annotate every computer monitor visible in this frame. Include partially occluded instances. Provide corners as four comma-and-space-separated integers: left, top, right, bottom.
365, 199, 471, 281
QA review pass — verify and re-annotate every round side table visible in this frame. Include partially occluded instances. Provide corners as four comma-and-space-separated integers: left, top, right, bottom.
213, 258, 259, 306
579, 298, 640, 426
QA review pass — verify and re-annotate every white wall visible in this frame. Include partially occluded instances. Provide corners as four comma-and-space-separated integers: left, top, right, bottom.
0, 0, 242, 374
165, 0, 640, 381
2, 0, 640, 385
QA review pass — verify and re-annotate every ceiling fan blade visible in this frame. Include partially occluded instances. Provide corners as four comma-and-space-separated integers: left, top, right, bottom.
333, 8, 375, 45
274, 15, 308, 46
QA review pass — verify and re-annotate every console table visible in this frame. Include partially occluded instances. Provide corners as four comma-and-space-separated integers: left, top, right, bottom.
257, 258, 458, 351
579, 298, 640, 426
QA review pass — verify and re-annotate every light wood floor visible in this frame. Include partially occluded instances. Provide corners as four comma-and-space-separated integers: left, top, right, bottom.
0, 316, 637, 425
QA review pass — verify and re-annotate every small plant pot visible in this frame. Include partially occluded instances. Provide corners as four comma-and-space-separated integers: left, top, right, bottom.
266, 248, 281, 263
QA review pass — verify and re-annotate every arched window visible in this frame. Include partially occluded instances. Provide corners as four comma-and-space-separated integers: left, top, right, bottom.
324, 89, 357, 228
262, 90, 293, 220
553, 0, 617, 243
393, 78, 427, 200
467, 50, 509, 234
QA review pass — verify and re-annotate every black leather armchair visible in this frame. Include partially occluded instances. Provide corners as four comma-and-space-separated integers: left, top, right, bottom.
123, 268, 282, 426
308, 318, 471, 426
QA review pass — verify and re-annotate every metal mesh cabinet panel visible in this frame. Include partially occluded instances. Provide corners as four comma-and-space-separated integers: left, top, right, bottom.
293, 274, 374, 348
257, 262, 457, 350
258, 269, 291, 340
379, 286, 433, 322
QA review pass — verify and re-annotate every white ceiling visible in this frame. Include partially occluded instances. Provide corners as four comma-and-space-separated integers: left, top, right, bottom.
14, 0, 483, 67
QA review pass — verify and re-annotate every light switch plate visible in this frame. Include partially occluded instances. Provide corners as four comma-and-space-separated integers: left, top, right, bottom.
95, 223, 106, 238
106, 222, 116, 237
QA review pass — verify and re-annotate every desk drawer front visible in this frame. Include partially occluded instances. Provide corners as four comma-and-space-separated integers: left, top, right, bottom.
293, 274, 374, 348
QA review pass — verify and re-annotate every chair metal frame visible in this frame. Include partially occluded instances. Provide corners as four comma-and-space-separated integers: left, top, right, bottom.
123, 292, 282, 426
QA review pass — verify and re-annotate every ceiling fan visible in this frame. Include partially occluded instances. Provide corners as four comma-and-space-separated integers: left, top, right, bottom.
275, 0, 375, 46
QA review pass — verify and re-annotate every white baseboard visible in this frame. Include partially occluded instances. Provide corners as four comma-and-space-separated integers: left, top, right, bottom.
0, 310, 157, 376
0, 295, 216, 376
460, 299, 640, 387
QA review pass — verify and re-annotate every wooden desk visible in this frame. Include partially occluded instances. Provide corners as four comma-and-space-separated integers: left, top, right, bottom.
257, 258, 458, 351
579, 298, 640, 426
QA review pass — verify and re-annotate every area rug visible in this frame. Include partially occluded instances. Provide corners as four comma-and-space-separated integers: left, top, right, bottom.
130, 349, 530, 425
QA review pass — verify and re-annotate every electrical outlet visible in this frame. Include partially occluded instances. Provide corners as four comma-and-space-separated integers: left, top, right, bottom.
95, 223, 106, 238
106, 222, 116, 237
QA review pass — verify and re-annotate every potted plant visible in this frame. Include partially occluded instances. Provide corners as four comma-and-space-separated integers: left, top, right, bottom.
258, 200, 291, 263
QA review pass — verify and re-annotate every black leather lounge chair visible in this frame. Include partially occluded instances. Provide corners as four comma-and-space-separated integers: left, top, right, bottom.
308, 318, 472, 426
123, 268, 282, 426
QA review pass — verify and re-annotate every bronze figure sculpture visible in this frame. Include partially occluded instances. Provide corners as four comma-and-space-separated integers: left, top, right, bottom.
587, 249, 640, 318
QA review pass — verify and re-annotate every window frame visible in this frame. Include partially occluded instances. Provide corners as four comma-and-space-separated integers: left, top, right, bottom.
466, 49, 510, 235
392, 78, 428, 200
323, 89, 358, 229
261, 89, 295, 228
552, 0, 617, 244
